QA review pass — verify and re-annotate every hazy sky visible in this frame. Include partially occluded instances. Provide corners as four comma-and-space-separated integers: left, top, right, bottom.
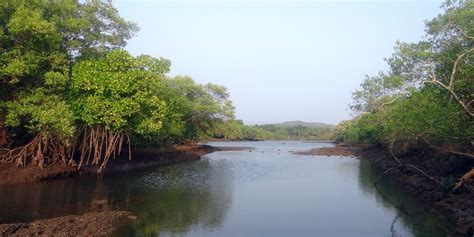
115, 0, 442, 125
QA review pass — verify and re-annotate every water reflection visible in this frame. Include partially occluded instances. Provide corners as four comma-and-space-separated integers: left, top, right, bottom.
0, 159, 233, 236
122, 159, 233, 236
357, 159, 458, 237
0, 141, 460, 237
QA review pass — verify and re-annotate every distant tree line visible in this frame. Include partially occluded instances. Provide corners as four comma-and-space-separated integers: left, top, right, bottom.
211, 120, 333, 141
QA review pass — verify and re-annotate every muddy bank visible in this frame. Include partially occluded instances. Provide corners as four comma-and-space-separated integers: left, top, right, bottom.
0, 211, 136, 236
0, 144, 237, 185
295, 143, 365, 157
360, 146, 474, 236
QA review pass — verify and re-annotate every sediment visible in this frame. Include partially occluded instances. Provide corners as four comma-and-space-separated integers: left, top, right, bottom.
0, 144, 237, 185
0, 144, 244, 236
0, 211, 136, 236
294, 143, 364, 157
360, 146, 474, 236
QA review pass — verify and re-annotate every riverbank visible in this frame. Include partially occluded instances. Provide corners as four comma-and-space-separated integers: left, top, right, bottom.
298, 144, 474, 235
361, 146, 474, 236
0, 144, 240, 185
0, 211, 136, 236
294, 143, 365, 157
0, 144, 244, 236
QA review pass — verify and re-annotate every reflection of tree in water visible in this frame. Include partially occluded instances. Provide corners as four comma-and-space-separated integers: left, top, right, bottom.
357, 159, 458, 237
96, 158, 233, 236
0, 176, 112, 223
0, 159, 233, 236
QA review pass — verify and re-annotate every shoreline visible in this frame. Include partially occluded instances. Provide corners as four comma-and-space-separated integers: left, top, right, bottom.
0, 144, 245, 236
0, 211, 136, 236
0, 144, 245, 186
2, 142, 473, 235
297, 144, 474, 235
361, 146, 474, 236
294, 143, 366, 157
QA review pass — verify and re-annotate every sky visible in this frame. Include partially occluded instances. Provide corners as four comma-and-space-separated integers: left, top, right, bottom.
114, 0, 443, 125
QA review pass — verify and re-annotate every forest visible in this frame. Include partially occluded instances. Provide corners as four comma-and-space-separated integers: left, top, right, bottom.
333, 0, 473, 191
0, 0, 252, 172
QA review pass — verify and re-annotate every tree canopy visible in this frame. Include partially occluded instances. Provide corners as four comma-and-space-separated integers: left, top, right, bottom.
338, 0, 473, 150
0, 0, 239, 171
335, 0, 473, 190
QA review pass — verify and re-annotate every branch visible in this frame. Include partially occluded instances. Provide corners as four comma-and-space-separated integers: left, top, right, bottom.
452, 167, 474, 192
386, 136, 441, 186
449, 47, 474, 89
381, 97, 398, 107
424, 66, 474, 117
444, 86, 474, 117
467, 99, 474, 107
448, 22, 474, 40
419, 136, 474, 159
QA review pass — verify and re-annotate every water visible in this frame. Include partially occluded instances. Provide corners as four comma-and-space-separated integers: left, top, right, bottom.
0, 141, 458, 236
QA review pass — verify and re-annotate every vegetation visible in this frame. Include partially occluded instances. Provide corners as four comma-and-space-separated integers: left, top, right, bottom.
210, 120, 333, 141
256, 122, 333, 140
0, 0, 237, 172
334, 0, 473, 190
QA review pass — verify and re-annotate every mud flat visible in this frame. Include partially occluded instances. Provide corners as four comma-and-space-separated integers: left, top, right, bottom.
360, 146, 474, 235
0, 211, 136, 236
294, 143, 364, 157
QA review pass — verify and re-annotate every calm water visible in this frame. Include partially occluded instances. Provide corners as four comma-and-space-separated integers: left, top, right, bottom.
0, 141, 458, 237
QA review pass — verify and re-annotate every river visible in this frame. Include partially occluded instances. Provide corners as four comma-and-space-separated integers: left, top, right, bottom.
0, 141, 458, 236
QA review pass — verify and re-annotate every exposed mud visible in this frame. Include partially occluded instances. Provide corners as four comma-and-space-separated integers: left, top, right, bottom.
294, 143, 364, 157
0, 144, 239, 185
360, 146, 474, 236
0, 211, 136, 236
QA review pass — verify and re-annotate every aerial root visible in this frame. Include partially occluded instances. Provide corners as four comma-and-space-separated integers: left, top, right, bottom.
380, 141, 441, 188
77, 126, 129, 173
0, 127, 132, 173
452, 167, 474, 192
0, 133, 70, 168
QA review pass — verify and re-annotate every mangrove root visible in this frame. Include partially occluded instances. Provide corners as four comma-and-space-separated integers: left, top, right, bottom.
385, 141, 441, 186
0, 133, 70, 168
0, 126, 132, 173
77, 126, 130, 173
452, 167, 474, 192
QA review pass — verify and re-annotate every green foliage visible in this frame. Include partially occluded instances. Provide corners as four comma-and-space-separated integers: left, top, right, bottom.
332, 114, 383, 144
209, 121, 333, 141
1, 0, 138, 146
383, 88, 472, 146
0, 0, 243, 168
257, 124, 333, 140
0, 0, 137, 96
5, 89, 75, 140
70, 50, 168, 136
161, 76, 236, 142
337, 0, 473, 152
332, 120, 353, 143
